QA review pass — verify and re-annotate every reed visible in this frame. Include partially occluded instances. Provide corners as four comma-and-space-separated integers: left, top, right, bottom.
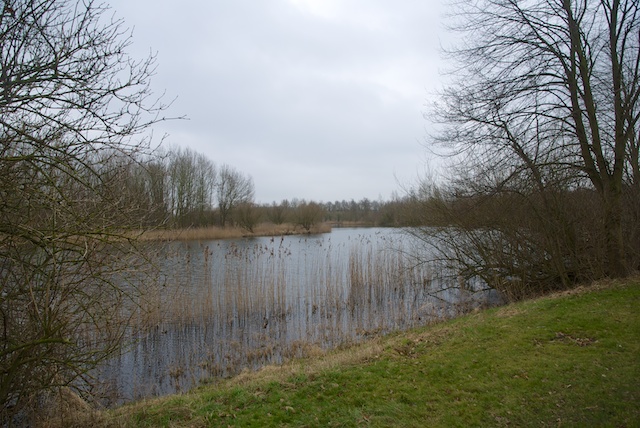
136, 222, 332, 241
105, 230, 498, 404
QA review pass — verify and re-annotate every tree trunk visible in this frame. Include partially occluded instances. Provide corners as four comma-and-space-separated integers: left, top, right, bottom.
603, 185, 628, 277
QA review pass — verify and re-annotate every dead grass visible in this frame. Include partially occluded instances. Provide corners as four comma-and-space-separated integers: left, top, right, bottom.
543, 274, 638, 297
228, 337, 386, 388
94, 336, 391, 427
31, 388, 98, 428
100, 320, 459, 426
136, 222, 332, 241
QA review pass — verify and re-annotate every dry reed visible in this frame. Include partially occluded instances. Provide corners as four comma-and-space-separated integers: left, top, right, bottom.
100, 230, 498, 404
136, 222, 333, 241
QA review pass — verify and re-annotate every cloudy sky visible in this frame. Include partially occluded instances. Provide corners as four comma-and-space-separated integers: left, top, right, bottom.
109, 0, 447, 204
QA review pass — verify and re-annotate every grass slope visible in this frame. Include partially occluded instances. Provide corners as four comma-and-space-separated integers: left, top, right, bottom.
105, 279, 639, 427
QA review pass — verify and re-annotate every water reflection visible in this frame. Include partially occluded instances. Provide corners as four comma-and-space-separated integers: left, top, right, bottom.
97, 228, 499, 405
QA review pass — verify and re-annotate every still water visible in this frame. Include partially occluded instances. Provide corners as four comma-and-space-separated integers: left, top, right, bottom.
97, 228, 499, 405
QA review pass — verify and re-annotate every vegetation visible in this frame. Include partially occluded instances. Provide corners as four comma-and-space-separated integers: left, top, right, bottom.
94, 146, 418, 232
96, 230, 458, 404
414, 0, 640, 298
137, 222, 332, 241
0, 0, 168, 421
3, 0, 637, 422
48, 278, 640, 427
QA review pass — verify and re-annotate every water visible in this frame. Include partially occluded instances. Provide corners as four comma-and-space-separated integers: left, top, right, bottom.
96, 228, 500, 405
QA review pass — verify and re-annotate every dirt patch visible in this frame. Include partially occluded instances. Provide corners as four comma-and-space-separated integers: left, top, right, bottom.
552, 331, 598, 347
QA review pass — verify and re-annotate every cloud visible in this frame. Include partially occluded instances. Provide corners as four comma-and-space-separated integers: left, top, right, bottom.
109, 0, 445, 203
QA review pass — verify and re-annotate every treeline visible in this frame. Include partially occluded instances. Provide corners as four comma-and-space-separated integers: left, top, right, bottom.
105, 146, 422, 231
411, 0, 640, 300
404, 178, 640, 300
103, 146, 254, 228
246, 197, 410, 231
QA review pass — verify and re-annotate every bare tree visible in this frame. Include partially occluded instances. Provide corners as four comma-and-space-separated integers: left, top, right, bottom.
168, 147, 197, 226
0, 0, 168, 420
167, 147, 216, 227
421, 0, 639, 293
234, 202, 261, 233
216, 164, 255, 227
266, 200, 290, 225
293, 201, 325, 232
145, 154, 170, 225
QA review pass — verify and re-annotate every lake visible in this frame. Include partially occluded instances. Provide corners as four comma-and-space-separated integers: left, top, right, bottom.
96, 227, 500, 405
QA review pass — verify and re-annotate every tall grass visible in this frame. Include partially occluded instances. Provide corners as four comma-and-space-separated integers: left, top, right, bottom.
136, 222, 332, 241
98, 230, 499, 405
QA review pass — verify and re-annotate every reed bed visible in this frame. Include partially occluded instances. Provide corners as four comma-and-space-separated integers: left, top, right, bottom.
97, 229, 499, 405
136, 222, 332, 241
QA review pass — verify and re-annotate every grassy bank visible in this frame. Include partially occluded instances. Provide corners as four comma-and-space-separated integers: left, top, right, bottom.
61, 278, 639, 427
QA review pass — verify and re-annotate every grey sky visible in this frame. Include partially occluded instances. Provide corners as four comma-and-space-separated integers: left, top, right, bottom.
109, 0, 445, 203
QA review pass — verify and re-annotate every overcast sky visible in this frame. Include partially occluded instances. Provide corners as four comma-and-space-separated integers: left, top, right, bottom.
109, 0, 447, 204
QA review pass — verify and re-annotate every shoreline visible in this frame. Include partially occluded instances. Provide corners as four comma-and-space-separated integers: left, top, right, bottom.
136, 222, 334, 241
135, 221, 384, 241
52, 277, 639, 427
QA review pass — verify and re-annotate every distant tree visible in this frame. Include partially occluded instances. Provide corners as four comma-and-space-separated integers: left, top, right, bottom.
167, 147, 216, 227
145, 155, 170, 225
0, 0, 169, 420
293, 201, 325, 232
234, 202, 261, 233
216, 164, 255, 227
267, 200, 290, 225
192, 151, 217, 225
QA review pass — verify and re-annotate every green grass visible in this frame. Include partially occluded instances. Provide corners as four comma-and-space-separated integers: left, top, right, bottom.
104, 279, 639, 427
